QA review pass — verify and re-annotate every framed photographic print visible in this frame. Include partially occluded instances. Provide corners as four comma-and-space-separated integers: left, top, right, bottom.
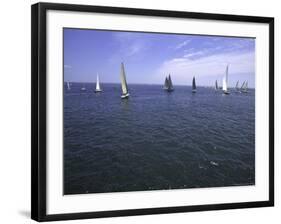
31, 2, 274, 222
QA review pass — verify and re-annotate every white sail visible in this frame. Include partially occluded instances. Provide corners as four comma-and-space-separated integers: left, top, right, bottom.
222, 77, 227, 91
245, 81, 248, 90
95, 74, 101, 92
235, 81, 239, 90
120, 62, 129, 98
67, 82, 70, 90
241, 81, 248, 93
240, 81, 245, 89
222, 65, 229, 92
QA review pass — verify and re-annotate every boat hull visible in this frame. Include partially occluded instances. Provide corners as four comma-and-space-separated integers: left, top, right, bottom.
166, 88, 174, 92
95, 89, 102, 93
192, 90, 197, 93
121, 93, 130, 99
223, 91, 230, 95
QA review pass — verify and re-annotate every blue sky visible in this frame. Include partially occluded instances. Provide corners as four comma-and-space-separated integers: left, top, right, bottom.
64, 28, 255, 88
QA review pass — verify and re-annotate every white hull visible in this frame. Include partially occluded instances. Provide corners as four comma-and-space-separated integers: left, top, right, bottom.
121, 93, 130, 99
166, 88, 174, 92
192, 89, 197, 93
95, 89, 102, 93
223, 90, 230, 95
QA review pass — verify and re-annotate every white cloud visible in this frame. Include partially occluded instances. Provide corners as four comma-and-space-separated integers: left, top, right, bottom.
155, 51, 255, 85
127, 43, 143, 56
111, 32, 145, 59
175, 39, 192, 49
183, 50, 206, 59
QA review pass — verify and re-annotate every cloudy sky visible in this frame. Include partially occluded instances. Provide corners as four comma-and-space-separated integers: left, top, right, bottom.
64, 28, 255, 88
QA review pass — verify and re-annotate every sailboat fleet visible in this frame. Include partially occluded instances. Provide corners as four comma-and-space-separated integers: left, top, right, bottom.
65, 63, 249, 97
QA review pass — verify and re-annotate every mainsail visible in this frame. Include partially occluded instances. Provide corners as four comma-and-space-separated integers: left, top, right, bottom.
168, 74, 173, 90
67, 82, 70, 90
95, 74, 101, 92
235, 81, 239, 90
192, 76, 196, 92
222, 64, 229, 94
240, 81, 245, 89
120, 62, 129, 98
164, 77, 169, 89
242, 81, 248, 93
215, 80, 218, 90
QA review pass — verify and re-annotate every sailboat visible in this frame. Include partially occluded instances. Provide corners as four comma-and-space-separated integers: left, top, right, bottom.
192, 76, 197, 93
163, 77, 169, 90
95, 74, 102, 93
66, 82, 71, 90
240, 81, 245, 91
215, 80, 219, 91
120, 62, 130, 99
164, 74, 174, 92
235, 81, 239, 91
222, 64, 230, 95
241, 81, 248, 93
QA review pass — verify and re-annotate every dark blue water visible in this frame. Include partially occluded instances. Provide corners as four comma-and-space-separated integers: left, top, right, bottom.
64, 83, 255, 195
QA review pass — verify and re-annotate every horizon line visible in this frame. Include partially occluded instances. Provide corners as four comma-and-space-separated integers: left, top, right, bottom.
64, 81, 255, 88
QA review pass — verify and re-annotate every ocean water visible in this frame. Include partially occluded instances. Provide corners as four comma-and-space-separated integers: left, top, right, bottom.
64, 83, 255, 195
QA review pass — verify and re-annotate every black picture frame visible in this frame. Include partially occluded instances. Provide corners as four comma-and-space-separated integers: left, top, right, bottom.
31, 2, 274, 222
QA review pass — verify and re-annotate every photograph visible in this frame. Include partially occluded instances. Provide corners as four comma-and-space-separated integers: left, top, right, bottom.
63, 28, 255, 195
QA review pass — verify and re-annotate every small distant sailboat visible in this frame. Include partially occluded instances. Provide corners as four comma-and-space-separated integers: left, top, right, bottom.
192, 76, 197, 93
245, 81, 248, 92
67, 82, 71, 90
164, 74, 174, 92
120, 62, 130, 99
167, 74, 174, 92
241, 81, 248, 93
240, 81, 245, 91
215, 80, 219, 91
235, 81, 239, 91
222, 64, 230, 95
95, 74, 102, 93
